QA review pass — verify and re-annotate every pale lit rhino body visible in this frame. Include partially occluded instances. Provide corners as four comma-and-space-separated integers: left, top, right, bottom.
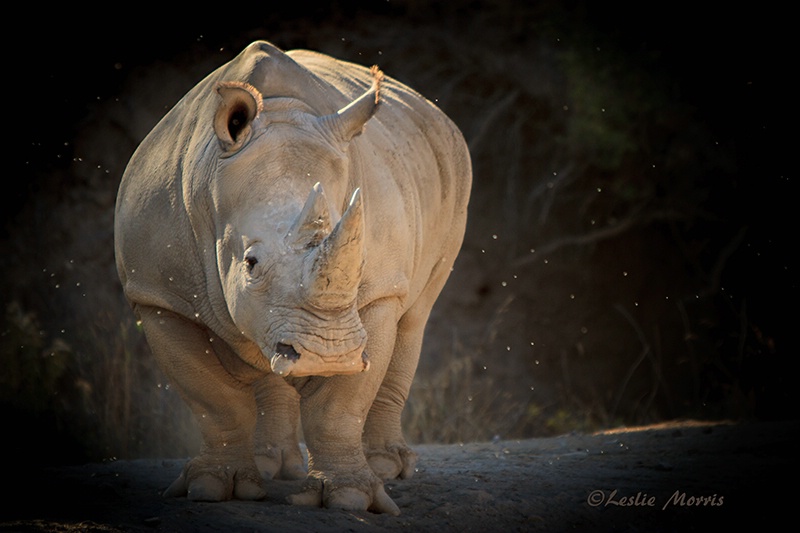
114, 41, 471, 514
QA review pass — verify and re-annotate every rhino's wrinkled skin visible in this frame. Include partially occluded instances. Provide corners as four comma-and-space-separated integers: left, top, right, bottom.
114, 41, 471, 515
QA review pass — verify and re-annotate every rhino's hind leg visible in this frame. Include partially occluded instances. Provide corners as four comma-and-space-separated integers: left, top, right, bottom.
363, 371, 419, 481
253, 373, 307, 480
363, 307, 429, 480
136, 305, 265, 501
365, 443, 418, 480
363, 320, 421, 481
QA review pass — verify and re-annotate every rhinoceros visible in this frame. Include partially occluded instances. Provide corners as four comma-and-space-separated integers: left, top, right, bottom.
114, 40, 471, 515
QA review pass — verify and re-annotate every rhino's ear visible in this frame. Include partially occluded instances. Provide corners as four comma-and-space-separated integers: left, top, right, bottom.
213, 81, 263, 154
319, 65, 383, 144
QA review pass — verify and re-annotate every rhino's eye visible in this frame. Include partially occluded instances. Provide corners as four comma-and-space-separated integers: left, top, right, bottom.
245, 255, 259, 272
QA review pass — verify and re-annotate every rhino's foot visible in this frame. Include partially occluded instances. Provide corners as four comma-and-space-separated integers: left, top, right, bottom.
163, 455, 266, 502
255, 445, 307, 481
287, 467, 400, 515
366, 443, 418, 480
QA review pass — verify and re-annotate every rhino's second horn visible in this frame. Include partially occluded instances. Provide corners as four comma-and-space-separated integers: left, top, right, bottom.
303, 187, 365, 310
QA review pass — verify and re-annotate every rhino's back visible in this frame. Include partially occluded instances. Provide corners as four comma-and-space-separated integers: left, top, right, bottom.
290, 49, 472, 307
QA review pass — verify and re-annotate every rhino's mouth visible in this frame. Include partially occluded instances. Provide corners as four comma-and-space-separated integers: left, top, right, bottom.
268, 342, 370, 377
275, 342, 301, 362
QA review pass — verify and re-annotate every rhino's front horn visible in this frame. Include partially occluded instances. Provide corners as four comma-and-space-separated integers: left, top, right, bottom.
303, 188, 365, 309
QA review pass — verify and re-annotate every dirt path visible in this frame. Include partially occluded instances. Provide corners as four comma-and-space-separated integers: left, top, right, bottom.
3, 420, 794, 532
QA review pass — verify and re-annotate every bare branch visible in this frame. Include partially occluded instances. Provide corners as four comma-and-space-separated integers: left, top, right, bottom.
703, 225, 749, 298
536, 162, 578, 226
513, 207, 688, 267
467, 90, 519, 155
610, 304, 651, 420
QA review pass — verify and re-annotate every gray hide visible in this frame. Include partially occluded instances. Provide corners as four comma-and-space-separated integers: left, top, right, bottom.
114, 40, 471, 514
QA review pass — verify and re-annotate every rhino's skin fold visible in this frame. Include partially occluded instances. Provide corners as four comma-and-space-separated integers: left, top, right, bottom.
114, 40, 471, 515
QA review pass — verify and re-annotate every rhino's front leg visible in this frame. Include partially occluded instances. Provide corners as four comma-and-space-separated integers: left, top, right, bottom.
287, 301, 401, 515
362, 305, 427, 480
253, 372, 306, 480
136, 305, 265, 502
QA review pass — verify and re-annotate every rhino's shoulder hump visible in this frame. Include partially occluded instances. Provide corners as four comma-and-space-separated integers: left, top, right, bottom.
218, 41, 343, 113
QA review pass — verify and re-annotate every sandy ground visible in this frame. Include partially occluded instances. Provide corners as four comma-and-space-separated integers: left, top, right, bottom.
2, 419, 795, 532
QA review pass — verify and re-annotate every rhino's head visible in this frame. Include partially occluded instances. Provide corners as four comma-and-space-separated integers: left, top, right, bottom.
209, 67, 383, 378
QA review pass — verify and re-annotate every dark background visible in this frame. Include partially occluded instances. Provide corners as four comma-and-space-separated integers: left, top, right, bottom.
2, 1, 795, 466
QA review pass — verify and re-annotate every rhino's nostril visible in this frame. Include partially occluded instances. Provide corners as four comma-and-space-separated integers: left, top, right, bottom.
275, 342, 300, 362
